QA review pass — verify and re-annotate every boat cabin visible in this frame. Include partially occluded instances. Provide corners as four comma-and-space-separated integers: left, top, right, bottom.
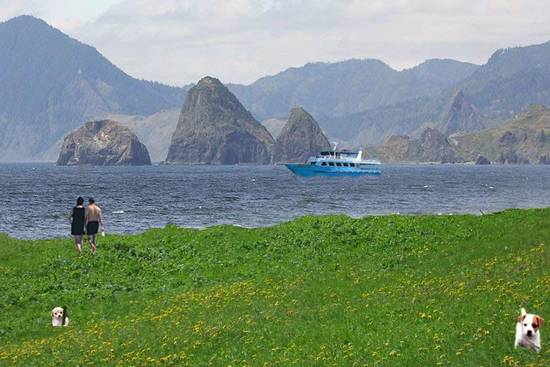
318, 150, 359, 159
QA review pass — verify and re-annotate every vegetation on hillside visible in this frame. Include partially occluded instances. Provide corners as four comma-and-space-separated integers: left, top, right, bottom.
452, 105, 550, 163
0, 209, 548, 366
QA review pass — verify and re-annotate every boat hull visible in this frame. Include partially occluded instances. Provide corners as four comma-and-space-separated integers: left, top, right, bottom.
285, 163, 381, 177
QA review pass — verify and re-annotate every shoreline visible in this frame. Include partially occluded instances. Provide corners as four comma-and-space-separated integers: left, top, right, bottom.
1, 161, 550, 166
2, 207, 549, 241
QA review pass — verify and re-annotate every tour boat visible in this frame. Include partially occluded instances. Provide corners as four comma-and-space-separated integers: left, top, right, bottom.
285, 148, 381, 177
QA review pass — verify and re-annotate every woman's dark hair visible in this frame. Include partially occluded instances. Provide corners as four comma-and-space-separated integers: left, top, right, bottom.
76, 197, 84, 206
88, 198, 95, 204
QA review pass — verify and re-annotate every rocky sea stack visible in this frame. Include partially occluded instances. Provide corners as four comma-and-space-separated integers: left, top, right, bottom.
57, 120, 151, 166
475, 155, 491, 165
273, 107, 330, 163
165, 77, 274, 164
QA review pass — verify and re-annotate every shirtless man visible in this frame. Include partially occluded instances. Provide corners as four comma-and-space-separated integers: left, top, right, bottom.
85, 198, 104, 255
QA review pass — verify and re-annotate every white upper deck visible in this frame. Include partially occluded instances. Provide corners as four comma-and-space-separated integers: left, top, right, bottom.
308, 149, 380, 165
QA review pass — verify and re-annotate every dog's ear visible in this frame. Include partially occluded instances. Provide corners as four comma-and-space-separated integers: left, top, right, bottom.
518, 309, 526, 323
535, 316, 544, 328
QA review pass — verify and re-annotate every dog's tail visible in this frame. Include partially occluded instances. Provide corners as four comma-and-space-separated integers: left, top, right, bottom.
62, 306, 68, 326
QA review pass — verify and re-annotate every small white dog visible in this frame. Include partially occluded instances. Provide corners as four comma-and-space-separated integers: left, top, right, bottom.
515, 307, 543, 352
51, 306, 69, 327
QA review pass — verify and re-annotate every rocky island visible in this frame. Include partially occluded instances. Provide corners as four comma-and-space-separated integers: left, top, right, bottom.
57, 120, 151, 166
273, 107, 330, 163
165, 77, 274, 164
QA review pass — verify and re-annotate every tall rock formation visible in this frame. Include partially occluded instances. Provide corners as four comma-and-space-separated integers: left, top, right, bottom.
165, 77, 274, 164
273, 107, 330, 163
440, 90, 484, 135
57, 120, 151, 166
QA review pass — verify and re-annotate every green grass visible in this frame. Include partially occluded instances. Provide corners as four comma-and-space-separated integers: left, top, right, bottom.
0, 209, 549, 366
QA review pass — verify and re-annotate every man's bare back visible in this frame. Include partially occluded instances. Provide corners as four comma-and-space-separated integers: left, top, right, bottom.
85, 199, 104, 255
85, 204, 102, 223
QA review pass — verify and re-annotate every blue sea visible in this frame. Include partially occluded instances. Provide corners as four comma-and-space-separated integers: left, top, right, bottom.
1, 164, 549, 239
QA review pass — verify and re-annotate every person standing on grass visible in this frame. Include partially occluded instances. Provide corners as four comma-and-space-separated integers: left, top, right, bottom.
69, 196, 86, 255
85, 198, 104, 255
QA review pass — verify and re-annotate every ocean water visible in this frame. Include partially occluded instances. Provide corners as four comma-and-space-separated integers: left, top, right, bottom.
0, 163, 549, 239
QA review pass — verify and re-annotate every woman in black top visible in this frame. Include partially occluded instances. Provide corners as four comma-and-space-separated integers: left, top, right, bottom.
69, 197, 86, 255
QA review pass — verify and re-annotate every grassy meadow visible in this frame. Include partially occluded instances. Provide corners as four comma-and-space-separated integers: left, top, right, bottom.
0, 209, 549, 366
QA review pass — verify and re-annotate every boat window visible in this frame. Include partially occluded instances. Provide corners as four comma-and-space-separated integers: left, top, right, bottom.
310, 162, 315, 165
321, 162, 327, 166
336, 162, 342, 167
343, 163, 349, 167
328, 162, 335, 166
350, 163, 355, 167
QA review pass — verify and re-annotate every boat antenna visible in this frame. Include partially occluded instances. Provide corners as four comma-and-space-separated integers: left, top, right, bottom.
332, 142, 338, 152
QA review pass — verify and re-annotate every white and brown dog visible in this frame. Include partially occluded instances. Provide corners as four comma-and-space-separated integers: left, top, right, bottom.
515, 307, 543, 352
51, 306, 69, 327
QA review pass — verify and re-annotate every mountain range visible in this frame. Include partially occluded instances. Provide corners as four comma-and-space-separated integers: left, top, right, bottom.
1, 15, 550, 162
228, 58, 478, 122
320, 40, 550, 146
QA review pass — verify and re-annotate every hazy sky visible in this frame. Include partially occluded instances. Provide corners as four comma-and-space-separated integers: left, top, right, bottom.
2, 0, 550, 86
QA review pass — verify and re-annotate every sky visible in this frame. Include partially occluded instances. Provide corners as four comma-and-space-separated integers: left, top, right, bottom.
1, 0, 550, 86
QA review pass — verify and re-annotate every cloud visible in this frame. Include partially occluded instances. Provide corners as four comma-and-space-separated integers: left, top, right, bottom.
5, 1, 550, 86
0, 0, 118, 30
0, 0, 40, 19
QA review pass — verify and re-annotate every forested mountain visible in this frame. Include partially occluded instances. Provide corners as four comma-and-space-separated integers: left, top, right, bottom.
228, 59, 478, 121
457, 41, 550, 123
321, 41, 550, 147
0, 16, 186, 161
